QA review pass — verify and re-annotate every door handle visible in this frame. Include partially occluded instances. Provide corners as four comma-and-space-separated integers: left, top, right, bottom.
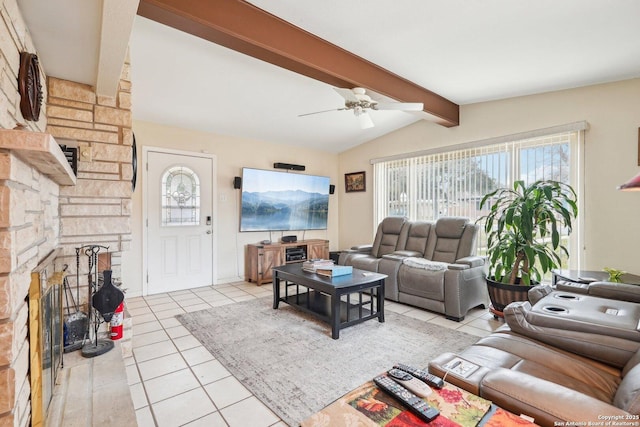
206, 230, 212, 234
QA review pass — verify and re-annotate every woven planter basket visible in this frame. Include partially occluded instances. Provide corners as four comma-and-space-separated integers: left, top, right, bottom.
486, 277, 531, 315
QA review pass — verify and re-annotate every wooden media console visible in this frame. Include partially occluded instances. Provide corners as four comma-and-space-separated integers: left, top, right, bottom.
245, 239, 329, 286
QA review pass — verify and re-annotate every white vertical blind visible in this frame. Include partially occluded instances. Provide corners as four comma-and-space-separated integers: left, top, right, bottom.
373, 130, 582, 270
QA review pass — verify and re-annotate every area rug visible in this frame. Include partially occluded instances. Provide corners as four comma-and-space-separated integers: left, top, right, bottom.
176, 297, 479, 426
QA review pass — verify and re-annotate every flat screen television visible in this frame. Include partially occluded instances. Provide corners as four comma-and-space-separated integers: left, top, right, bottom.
240, 168, 330, 232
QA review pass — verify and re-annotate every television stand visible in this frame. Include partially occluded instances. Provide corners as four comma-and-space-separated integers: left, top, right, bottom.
245, 239, 329, 286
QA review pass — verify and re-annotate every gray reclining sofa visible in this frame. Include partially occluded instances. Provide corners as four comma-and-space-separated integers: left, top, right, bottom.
338, 216, 487, 321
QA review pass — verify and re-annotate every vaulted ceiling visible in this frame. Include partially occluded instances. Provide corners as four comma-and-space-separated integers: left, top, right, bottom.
18, 0, 640, 153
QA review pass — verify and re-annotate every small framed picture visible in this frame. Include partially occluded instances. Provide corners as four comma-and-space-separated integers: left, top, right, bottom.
345, 171, 366, 192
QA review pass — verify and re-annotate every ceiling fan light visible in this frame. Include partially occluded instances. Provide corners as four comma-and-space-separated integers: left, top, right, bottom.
358, 112, 374, 129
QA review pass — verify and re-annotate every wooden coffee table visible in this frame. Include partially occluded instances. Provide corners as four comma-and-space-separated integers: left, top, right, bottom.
272, 263, 386, 339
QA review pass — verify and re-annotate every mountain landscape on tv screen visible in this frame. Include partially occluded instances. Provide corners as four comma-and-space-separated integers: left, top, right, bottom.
241, 190, 329, 231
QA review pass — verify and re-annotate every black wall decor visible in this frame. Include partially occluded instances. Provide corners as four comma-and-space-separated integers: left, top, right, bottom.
233, 176, 242, 189
131, 134, 137, 192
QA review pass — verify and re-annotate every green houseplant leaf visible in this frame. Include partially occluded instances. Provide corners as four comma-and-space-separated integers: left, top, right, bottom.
478, 180, 578, 285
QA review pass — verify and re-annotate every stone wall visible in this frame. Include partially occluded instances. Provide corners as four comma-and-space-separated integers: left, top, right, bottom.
43, 69, 134, 361
1, 1, 55, 425
46, 73, 133, 290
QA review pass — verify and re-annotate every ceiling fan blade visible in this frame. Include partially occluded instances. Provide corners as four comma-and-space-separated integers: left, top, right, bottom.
358, 112, 374, 129
334, 87, 359, 103
374, 102, 424, 111
298, 108, 345, 117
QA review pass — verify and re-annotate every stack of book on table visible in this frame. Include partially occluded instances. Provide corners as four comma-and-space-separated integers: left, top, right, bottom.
316, 265, 353, 278
302, 259, 334, 273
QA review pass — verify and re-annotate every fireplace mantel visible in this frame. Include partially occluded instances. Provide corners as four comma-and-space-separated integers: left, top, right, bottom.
0, 129, 76, 185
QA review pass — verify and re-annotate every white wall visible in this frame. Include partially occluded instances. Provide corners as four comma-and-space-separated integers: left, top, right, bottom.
122, 79, 640, 295
338, 78, 640, 274
122, 121, 340, 296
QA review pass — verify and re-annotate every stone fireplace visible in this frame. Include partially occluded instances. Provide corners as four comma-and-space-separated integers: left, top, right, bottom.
0, 130, 73, 426
1, 2, 133, 425
0, 115, 133, 426
0, 119, 133, 426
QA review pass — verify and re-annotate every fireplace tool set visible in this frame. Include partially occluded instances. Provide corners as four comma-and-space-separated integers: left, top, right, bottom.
62, 245, 124, 358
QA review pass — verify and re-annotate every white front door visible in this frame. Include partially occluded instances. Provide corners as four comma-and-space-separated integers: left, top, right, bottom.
145, 149, 215, 295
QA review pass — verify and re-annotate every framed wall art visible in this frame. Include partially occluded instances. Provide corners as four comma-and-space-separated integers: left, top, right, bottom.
345, 171, 366, 192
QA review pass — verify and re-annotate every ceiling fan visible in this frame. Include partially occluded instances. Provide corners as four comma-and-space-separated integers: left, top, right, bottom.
299, 87, 424, 129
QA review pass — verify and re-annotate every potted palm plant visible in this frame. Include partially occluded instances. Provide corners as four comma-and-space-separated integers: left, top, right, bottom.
478, 180, 578, 316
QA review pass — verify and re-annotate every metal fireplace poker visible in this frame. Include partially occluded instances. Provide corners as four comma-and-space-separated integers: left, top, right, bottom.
75, 245, 125, 358
62, 262, 87, 353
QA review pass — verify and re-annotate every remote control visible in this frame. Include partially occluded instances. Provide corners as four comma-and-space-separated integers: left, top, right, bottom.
387, 369, 432, 398
373, 375, 440, 422
393, 364, 445, 389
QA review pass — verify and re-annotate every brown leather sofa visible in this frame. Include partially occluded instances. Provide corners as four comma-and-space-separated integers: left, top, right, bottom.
338, 216, 487, 321
429, 291, 640, 426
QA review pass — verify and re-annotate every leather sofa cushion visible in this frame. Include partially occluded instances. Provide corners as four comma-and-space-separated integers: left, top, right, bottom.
350, 256, 382, 272
435, 216, 468, 238
370, 216, 408, 258
398, 266, 444, 301
589, 282, 640, 303
480, 369, 630, 425
555, 280, 640, 303
431, 238, 462, 263
377, 234, 403, 257
529, 293, 640, 339
504, 300, 640, 369
468, 332, 622, 403
404, 221, 431, 254
614, 363, 640, 413
422, 217, 480, 263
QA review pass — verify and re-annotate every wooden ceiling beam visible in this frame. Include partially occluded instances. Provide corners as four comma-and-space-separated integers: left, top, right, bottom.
137, 0, 459, 127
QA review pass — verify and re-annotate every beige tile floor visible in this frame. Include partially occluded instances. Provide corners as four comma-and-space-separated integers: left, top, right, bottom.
125, 281, 503, 426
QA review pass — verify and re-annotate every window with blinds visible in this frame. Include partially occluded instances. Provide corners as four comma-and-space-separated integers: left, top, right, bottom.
373, 129, 582, 268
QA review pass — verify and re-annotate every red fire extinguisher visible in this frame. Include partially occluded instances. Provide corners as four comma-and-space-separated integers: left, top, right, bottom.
110, 302, 124, 340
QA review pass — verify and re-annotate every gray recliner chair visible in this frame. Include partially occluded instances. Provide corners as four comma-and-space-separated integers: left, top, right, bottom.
396, 217, 487, 320
378, 221, 433, 301
338, 216, 409, 271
